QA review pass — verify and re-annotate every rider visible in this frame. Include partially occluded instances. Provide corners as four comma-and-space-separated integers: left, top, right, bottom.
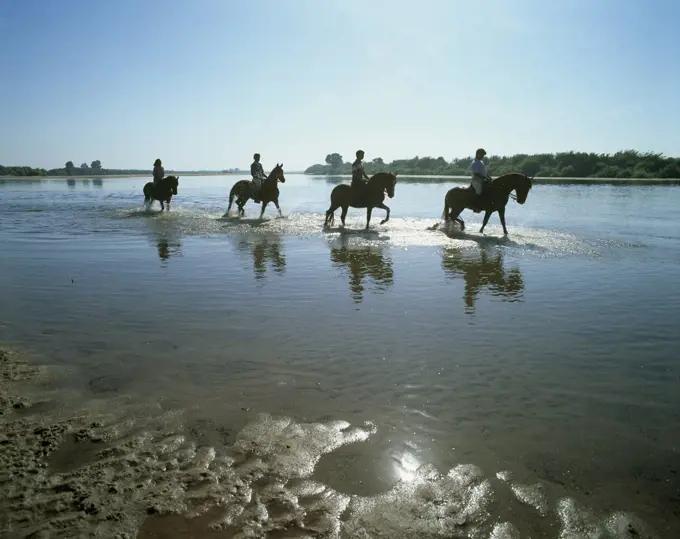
470, 148, 492, 206
250, 153, 266, 202
153, 159, 164, 185
351, 149, 370, 192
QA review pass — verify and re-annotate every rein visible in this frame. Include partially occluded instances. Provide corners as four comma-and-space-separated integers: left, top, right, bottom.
490, 176, 525, 201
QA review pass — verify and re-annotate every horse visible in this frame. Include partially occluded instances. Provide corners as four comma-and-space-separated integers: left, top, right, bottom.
443, 172, 533, 235
225, 163, 286, 218
143, 175, 180, 210
323, 171, 398, 229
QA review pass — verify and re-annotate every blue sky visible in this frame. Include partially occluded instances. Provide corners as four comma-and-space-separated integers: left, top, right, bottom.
1, 0, 678, 171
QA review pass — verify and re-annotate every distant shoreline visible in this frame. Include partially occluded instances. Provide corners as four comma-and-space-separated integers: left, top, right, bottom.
2, 173, 678, 185
0, 172, 248, 180
314, 174, 680, 185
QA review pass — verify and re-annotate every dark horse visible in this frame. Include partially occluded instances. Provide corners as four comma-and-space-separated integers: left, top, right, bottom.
225, 163, 286, 218
143, 175, 180, 210
443, 173, 533, 235
323, 172, 398, 229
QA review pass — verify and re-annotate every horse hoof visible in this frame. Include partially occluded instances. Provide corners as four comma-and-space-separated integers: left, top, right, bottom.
379, 219, 387, 225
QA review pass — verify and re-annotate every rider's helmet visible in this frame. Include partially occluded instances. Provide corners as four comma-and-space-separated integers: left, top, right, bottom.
356, 149, 365, 158
253, 153, 261, 160
154, 158, 162, 166
475, 148, 487, 157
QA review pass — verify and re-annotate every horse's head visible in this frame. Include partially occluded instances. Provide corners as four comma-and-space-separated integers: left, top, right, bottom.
515, 174, 532, 204
271, 163, 286, 184
378, 171, 398, 198
167, 175, 179, 195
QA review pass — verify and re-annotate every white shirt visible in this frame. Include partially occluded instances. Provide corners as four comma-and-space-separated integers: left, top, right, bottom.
471, 159, 487, 178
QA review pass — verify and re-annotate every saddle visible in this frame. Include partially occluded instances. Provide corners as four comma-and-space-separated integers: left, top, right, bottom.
468, 185, 489, 213
251, 180, 263, 203
351, 181, 370, 205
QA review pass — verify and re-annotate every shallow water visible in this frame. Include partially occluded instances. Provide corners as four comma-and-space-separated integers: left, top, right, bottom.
1, 174, 679, 538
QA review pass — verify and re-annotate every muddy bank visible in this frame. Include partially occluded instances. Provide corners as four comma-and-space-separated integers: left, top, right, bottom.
0, 345, 660, 538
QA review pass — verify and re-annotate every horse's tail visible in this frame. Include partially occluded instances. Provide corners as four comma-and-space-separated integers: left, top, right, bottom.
442, 193, 450, 222
324, 207, 335, 228
143, 184, 151, 206
225, 185, 237, 215
324, 188, 338, 228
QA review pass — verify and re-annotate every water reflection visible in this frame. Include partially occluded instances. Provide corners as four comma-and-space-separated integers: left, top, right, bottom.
236, 234, 286, 281
329, 235, 394, 303
155, 236, 182, 262
145, 224, 183, 264
66, 179, 76, 187
0, 178, 45, 186
92, 179, 103, 187
441, 247, 524, 313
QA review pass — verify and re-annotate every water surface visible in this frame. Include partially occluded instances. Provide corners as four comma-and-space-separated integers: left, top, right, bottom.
1, 174, 679, 538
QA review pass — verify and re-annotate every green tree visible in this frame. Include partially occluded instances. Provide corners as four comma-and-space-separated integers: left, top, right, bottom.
325, 153, 344, 171
80, 162, 89, 169
65, 161, 75, 174
91, 160, 102, 170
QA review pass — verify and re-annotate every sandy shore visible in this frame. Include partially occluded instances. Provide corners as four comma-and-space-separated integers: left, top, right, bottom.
0, 343, 661, 538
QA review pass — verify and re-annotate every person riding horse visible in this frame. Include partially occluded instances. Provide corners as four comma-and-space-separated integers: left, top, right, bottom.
470, 148, 493, 208
153, 158, 164, 185
351, 149, 370, 196
250, 153, 267, 203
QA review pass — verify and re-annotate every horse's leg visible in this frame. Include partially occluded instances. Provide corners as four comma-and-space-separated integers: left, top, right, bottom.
160, 200, 165, 211
238, 198, 245, 217
480, 210, 493, 233
375, 202, 390, 225
340, 205, 348, 227
274, 198, 282, 217
260, 201, 269, 219
366, 207, 373, 229
166, 198, 171, 211
498, 207, 508, 235
449, 205, 466, 231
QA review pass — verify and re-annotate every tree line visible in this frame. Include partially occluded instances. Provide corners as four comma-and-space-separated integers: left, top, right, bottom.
0, 160, 126, 177
0, 160, 242, 177
304, 151, 680, 179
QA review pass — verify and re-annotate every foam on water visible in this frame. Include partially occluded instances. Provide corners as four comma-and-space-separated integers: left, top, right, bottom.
0, 346, 660, 539
108, 208, 600, 259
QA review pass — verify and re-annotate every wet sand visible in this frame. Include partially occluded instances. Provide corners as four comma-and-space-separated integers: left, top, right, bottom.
0, 345, 663, 538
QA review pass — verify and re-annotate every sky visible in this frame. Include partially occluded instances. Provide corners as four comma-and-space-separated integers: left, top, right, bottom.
1, 0, 679, 171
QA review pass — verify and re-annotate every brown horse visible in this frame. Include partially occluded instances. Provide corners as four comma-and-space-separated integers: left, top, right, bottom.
225, 163, 286, 218
323, 171, 398, 229
443, 172, 532, 235
143, 175, 180, 210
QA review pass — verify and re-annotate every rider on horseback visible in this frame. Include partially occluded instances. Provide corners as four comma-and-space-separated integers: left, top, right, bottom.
153, 159, 164, 186
251, 153, 266, 203
470, 148, 493, 208
351, 150, 370, 194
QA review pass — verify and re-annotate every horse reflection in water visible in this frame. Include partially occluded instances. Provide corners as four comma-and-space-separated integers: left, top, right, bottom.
329, 235, 394, 303
236, 235, 286, 281
441, 247, 524, 313
156, 237, 182, 262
